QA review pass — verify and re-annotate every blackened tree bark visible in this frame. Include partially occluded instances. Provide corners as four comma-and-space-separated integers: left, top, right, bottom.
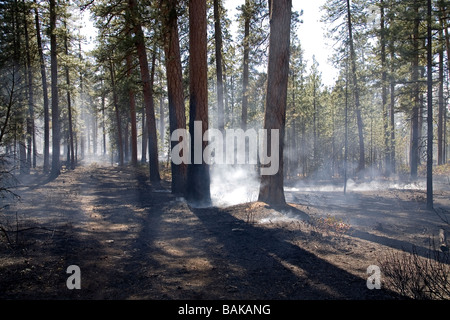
410, 1, 420, 180
109, 59, 124, 167
389, 48, 396, 173
161, 0, 187, 195
50, 0, 60, 177
241, 0, 250, 131
346, 0, 365, 173
64, 24, 75, 169
214, 0, 225, 133
186, 0, 211, 205
438, 2, 446, 165
380, 0, 390, 176
426, 0, 433, 209
23, 0, 35, 171
127, 0, 160, 182
258, 0, 291, 206
34, 1, 49, 172
438, 30, 444, 165
141, 107, 147, 163
126, 53, 138, 167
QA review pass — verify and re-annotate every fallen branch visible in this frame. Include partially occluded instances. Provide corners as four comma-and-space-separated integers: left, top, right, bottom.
0, 225, 64, 246
0, 224, 12, 245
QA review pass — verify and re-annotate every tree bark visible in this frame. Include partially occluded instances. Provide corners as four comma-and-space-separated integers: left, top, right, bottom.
258, 0, 291, 206
380, 0, 390, 176
438, 30, 444, 165
241, 0, 250, 131
438, 2, 447, 165
126, 54, 138, 166
23, 0, 35, 171
389, 48, 396, 174
346, 0, 365, 173
127, 0, 160, 182
410, 2, 420, 179
186, 0, 211, 205
64, 24, 75, 170
102, 83, 106, 155
34, 2, 50, 172
161, 0, 187, 195
426, 0, 433, 209
141, 106, 147, 163
214, 0, 225, 133
109, 59, 124, 167
50, 0, 60, 177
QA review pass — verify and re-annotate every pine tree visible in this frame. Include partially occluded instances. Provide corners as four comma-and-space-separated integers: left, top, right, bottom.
50, 0, 60, 177
160, 0, 187, 195
186, 0, 211, 205
258, 0, 291, 206
127, 0, 160, 182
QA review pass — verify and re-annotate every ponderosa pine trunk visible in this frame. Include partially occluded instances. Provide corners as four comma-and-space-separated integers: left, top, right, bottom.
426, 0, 433, 209
438, 2, 447, 165
380, 0, 390, 176
346, 0, 365, 173
64, 24, 75, 170
241, 0, 250, 131
258, 0, 291, 206
438, 30, 444, 165
109, 59, 124, 167
23, 0, 35, 171
161, 0, 187, 195
186, 0, 211, 205
410, 1, 420, 179
126, 54, 138, 166
50, 0, 60, 177
34, 2, 49, 172
128, 0, 160, 182
214, 0, 225, 133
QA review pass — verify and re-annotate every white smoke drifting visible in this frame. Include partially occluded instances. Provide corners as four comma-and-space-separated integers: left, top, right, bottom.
210, 165, 260, 207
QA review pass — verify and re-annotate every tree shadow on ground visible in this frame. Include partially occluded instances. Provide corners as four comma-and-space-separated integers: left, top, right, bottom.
188, 204, 402, 300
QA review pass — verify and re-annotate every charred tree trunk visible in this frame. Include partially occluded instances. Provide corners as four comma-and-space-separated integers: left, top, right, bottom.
50, 0, 60, 177
439, 3, 447, 165
34, 2, 49, 172
161, 0, 187, 195
141, 107, 147, 163
109, 60, 124, 167
23, 0, 35, 171
426, 0, 433, 209
390, 48, 396, 173
64, 25, 75, 170
128, 0, 160, 182
101, 78, 107, 156
159, 94, 164, 150
126, 54, 138, 166
186, 0, 211, 205
410, 1, 420, 179
258, 0, 291, 206
380, 0, 390, 176
214, 0, 225, 133
346, 0, 365, 173
147, 47, 159, 177
241, 0, 250, 131
438, 30, 444, 165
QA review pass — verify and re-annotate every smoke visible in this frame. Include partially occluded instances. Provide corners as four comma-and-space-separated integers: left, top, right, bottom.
259, 210, 305, 225
210, 164, 260, 207
286, 178, 426, 193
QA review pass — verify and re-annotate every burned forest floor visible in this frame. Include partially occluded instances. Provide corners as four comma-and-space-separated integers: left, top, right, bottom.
1, 162, 450, 300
